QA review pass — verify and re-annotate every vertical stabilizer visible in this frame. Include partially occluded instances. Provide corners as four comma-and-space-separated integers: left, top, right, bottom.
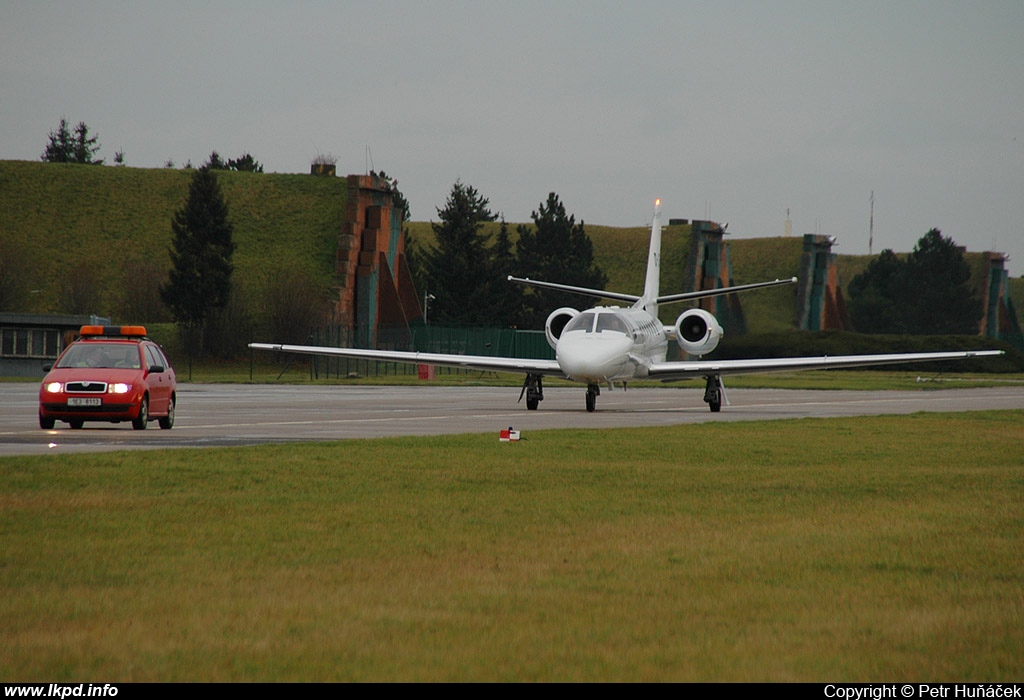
638, 198, 663, 315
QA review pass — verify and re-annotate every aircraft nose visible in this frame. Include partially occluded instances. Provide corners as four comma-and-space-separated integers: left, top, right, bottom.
556, 334, 633, 382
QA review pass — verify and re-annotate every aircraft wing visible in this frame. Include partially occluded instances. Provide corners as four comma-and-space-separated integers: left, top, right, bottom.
248, 343, 567, 377
646, 350, 1004, 381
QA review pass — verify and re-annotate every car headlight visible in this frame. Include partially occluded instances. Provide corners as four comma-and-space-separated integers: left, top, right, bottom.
44, 381, 62, 393
108, 383, 131, 394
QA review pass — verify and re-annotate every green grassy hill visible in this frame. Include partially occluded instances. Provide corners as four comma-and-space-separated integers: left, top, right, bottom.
1, 160, 346, 321
4, 160, 1018, 338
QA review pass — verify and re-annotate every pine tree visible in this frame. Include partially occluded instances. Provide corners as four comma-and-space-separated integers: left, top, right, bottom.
226, 153, 263, 172
203, 151, 227, 170
481, 219, 523, 326
847, 229, 982, 335
904, 228, 982, 335
421, 181, 506, 325
41, 118, 103, 164
514, 193, 607, 328
847, 248, 909, 334
160, 167, 236, 358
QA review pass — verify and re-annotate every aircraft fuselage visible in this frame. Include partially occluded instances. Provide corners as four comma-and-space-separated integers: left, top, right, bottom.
554, 305, 668, 384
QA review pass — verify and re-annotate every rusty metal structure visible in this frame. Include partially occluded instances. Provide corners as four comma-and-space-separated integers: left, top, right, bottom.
794, 234, 851, 331
334, 174, 422, 347
684, 220, 747, 335
979, 252, 1022, 348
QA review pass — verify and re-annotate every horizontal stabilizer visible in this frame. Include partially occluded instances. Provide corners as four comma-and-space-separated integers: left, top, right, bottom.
507, 276, 639, 303
507, 276, 798, 306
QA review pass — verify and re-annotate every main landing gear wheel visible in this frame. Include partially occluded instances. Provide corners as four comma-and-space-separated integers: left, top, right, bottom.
585, 384, 600, 413
704, 374, 724, 413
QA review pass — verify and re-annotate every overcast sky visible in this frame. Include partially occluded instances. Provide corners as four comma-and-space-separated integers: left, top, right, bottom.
3, 1, 1022, 275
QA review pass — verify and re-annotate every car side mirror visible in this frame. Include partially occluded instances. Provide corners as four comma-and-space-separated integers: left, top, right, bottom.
42, 363, 52, 372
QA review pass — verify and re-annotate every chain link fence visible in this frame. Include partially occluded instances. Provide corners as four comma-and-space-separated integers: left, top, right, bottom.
300, 323, 552, 379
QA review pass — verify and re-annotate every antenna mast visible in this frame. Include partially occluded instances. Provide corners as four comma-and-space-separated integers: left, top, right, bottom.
869, 191, 874, 255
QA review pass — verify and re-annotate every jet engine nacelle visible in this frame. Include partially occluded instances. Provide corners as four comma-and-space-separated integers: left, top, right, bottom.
674, 308, 723, 357
545, 307, 579, 349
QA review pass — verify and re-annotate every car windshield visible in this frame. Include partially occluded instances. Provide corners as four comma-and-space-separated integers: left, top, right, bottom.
56, 343, 141, 369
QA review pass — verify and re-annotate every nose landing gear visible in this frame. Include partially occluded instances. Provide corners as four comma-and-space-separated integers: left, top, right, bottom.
519, 374, 544, 410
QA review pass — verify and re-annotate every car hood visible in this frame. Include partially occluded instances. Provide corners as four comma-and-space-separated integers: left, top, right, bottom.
43, 367, 146, 384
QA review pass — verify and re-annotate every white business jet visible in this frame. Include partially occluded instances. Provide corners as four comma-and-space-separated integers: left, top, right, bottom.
249, 199, 1002, 412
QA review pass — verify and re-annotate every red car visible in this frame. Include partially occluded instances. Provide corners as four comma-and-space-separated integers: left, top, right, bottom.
39, 325, 176, 430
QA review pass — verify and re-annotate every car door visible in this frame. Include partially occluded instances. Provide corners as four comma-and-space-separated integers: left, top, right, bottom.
143, 343, 170, 414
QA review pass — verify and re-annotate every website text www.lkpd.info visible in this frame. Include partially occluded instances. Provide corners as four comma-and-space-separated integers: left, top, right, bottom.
5, 686, 117, 698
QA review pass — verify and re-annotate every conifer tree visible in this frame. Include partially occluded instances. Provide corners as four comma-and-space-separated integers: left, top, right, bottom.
481, 219, 523, 326
160, 167, 235, 360
41, 118, 103, 164
847, 248, 908, 334
904, 228, 982, 335
515, 193, 607, 328
848, 228, 981, 335
421, 181, 509, 325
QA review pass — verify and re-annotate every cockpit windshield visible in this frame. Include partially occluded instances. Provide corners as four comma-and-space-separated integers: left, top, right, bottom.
563, 313, 595, 334
595, 313, 630, 335
562, 312, 631, 335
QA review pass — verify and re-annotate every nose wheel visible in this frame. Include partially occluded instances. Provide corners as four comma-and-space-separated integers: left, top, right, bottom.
585, 384, 600, 412
520, 373, 544, 410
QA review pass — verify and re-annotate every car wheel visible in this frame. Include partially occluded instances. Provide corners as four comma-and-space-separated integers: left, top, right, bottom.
39, 413, 55, 430
69, 419, 84, 429
132, 395, 149, 430
158, 396, 175, 430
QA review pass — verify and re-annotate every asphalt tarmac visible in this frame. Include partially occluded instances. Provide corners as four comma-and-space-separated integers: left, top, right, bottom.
2, 381, 1023, 456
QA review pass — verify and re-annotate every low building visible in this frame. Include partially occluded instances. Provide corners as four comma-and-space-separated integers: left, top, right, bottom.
0, 313, 110, 377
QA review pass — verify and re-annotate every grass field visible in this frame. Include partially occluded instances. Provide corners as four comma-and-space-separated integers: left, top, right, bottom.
2, 411, 1021, 681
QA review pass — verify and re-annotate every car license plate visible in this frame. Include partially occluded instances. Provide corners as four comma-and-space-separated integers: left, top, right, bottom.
68, 397, 102, 407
